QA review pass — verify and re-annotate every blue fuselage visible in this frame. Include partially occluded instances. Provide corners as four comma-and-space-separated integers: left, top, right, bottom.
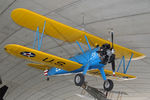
47, 47, 105, 76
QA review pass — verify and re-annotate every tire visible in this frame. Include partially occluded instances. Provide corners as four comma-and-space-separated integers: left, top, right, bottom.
74, 74, 85, 86
46, 77, 49, 81
103, 79, 114, 91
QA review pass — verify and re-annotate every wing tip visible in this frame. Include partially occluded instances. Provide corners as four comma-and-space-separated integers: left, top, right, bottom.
11, 8, 29, 22
4, 44, 16, 51
132, 55, 146, 60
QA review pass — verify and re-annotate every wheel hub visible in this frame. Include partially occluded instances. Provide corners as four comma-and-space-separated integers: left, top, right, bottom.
76, 75, 81, 83
105, 81, 110, 88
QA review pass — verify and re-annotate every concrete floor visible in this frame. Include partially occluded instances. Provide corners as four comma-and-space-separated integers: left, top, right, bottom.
0, 0, 150, 100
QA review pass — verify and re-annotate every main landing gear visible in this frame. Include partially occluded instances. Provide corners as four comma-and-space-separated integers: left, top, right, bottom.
74, 74, 114, 91
103, 79, 114, 91
74, 74, 85, 86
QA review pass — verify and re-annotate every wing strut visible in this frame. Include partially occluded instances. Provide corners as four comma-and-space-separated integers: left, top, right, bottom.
117, 53, 133, 74
76, 41, 84, 53
33, 21, 46, 51
82, 35, 93, 75
85, 35, 91, 51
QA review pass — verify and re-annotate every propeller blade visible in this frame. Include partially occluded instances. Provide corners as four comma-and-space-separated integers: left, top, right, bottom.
111, 31, 114, 49
109, 30, 115, 73
110, 54, 115, 73
111, 59, 115, 72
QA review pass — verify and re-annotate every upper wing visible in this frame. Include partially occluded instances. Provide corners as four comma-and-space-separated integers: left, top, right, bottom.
87, 69, 136, 81
11, 8, 145, 60
4, 44, 82, 71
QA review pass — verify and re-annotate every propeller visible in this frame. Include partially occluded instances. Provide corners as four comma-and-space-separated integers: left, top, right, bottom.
97, 29, 116, 75
110, 30, 116, 75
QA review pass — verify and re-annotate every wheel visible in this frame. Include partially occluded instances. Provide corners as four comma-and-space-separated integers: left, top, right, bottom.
46, 77, 49, 81
74, 74, 85, 86
103, 79, 114, 91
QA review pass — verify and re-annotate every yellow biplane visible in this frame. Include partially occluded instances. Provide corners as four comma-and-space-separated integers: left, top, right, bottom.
4, 8, 145, 91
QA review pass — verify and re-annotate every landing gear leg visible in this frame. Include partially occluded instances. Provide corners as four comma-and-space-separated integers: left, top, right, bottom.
44, 69, 49, 81
103, 79, 114, 91
74, 74, 85, 86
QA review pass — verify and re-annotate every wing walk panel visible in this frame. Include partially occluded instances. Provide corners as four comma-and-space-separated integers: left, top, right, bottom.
5, 44, 82, 71
11, 8, 145, 60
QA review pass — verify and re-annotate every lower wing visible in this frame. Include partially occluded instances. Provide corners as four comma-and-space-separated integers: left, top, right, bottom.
27, 63, 52, 71
87, 69, 136, 81
4, 44, 82, 71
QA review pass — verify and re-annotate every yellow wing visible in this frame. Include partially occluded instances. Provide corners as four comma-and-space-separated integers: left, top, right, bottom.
11, 8, 145, 60
87, 69, 136, 80
4, 44, 82, 71
27, 63, 52, 71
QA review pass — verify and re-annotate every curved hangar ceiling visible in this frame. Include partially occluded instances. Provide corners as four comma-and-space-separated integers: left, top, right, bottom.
0, 0, 150, 100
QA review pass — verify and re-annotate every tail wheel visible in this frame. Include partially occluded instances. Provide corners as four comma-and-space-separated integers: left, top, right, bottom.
46, 77, 49, 81
74, 74, 85, 86
103, 79, 114, 91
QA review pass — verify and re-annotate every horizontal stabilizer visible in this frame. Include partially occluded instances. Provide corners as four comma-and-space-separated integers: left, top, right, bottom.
87, 69, 136, 81
27, 63, 52, 71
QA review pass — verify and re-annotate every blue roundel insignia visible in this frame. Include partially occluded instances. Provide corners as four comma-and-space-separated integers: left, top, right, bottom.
20, 52, 35, 57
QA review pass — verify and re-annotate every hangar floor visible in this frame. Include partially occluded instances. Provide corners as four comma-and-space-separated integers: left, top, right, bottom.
0, 0, 150, 100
